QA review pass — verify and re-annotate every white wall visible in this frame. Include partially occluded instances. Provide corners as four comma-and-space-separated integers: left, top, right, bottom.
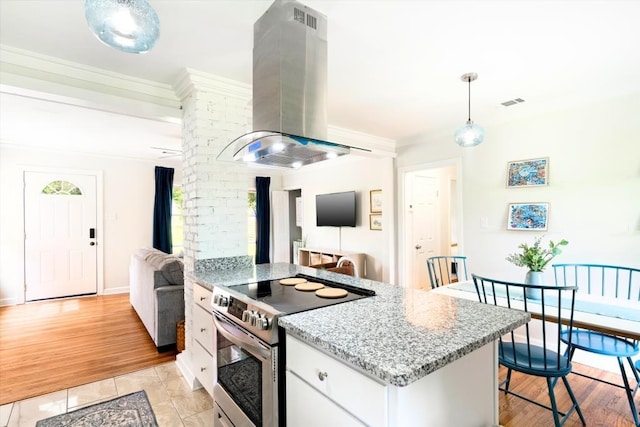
397, 92, 640, 284
281, 155, 395, 282
0, 145, 181, 305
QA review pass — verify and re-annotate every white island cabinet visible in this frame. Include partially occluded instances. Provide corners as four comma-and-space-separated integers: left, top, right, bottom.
286, 333, 498, 427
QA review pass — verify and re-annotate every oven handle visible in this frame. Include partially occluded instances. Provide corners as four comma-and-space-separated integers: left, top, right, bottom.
212, 312, 271, 361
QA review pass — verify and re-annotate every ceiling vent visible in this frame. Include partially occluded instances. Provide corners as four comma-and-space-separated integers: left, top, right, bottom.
501, 98, 526, 107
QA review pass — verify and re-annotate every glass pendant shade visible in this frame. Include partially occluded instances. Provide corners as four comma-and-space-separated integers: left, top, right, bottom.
455, 120, 485, 147
84, 0, 159, 54
455, 72, 484, 147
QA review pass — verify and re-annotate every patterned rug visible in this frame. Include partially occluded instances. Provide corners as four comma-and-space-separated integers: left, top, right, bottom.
36, 390, 158, 427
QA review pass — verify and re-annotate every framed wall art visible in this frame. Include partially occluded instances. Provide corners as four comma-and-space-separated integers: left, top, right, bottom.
370, 189, 382, 213
369, 214, 382, 231
507, 202, 549, 231
506, 157, 549, 188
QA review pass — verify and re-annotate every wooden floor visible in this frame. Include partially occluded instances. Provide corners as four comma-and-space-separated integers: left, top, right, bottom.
499, 362, 638, 426
0, 294, 637, 426
0, 293, 177, 405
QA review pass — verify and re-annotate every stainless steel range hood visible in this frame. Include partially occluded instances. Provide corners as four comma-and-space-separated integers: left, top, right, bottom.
218, 0, 353, 168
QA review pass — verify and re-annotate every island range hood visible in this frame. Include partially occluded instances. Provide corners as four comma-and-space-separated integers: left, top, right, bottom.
218, 0, 356, 168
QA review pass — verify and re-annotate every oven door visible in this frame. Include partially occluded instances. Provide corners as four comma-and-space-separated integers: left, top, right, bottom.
213, 311, 277, 427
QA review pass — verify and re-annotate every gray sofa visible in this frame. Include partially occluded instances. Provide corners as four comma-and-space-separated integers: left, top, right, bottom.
129, 247, 185, 349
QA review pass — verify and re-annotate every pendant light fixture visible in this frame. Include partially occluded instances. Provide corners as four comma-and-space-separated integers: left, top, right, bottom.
84, 0, 160, 54
454, 72, 485, 147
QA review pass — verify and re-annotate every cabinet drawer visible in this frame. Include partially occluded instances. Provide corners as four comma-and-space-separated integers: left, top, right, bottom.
286, 334, 387, 426
286, 370, 365, 427
194, 283, 213, 313
193, 304, 214, 353
192, 340, 214, 397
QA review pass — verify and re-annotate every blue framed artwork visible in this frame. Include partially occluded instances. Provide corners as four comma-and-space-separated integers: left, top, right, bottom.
507, 203, 549, 231
506, 157, 549, 187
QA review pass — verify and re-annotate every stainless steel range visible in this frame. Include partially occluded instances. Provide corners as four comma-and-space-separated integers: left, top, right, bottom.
211, 273, 374, 427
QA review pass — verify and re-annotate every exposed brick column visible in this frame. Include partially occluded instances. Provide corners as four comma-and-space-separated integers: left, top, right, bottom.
173, 70, 251, 385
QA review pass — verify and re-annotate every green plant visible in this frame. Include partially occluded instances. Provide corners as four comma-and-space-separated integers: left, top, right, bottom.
506, 236, 569, 272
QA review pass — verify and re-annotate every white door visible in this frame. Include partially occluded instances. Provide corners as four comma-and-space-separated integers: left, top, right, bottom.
24, 171, 98, 301
407, 173, 440, 289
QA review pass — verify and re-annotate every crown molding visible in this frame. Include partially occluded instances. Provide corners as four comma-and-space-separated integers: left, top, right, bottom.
328, 125, 397, 157
0, 45, 180, 110
173, 68, 251, 102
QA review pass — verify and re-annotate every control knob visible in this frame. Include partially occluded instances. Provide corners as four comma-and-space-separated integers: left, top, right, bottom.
256, 316, 270, 330
250, 311, 260, 326
213, 294, 229, 307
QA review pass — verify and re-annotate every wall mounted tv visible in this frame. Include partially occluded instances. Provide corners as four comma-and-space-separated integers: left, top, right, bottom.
316, 191, 357, 227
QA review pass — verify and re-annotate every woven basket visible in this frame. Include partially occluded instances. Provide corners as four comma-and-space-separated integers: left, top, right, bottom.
176, 320, 185, 352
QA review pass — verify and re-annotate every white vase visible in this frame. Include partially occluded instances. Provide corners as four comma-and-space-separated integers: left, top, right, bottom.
524, 271, 543, 299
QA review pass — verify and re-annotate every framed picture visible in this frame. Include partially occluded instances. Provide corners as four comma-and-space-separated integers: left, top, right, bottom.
370, 189, 382, 213
506, 157, 549, 188
507, 203, 549, 231
369, 214, 382, 231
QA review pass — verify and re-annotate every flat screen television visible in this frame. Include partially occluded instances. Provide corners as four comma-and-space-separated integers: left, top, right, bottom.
316, 191, 357, 227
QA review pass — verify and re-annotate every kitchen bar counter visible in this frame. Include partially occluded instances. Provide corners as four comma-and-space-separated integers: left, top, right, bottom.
193, 262, 529, 387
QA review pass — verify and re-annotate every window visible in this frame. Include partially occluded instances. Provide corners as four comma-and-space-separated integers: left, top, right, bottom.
171, 187, 184, 256
41, 180, 82, 195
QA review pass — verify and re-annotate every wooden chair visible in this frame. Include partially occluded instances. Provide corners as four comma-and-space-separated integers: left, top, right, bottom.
426, 256, 468, 289
553, 263, 640, 426
472, 274, 585, 427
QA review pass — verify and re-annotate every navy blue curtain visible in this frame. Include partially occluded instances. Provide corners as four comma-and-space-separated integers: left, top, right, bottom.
153, 166, 174, 254
255, 177, 271, 264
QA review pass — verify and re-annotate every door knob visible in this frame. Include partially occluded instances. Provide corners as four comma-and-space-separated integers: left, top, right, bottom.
415, 244, 422, 250
90, 242, 96, 246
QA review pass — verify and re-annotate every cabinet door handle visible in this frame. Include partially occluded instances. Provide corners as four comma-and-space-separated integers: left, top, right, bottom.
318, 371, 328, 381
200, 296, 206, 301
201, 367, 207, 372
200, 328, 206, 332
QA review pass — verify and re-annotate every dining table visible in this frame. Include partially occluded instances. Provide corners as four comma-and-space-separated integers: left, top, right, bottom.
431, 280, 640, 342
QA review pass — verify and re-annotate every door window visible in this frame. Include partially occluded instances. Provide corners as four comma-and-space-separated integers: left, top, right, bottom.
41, 180, 82, 195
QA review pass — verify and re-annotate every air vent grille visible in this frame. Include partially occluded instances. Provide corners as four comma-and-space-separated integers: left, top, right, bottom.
501, 98, 526, 107
307, 14, 317, 29
293, 7, 317, 29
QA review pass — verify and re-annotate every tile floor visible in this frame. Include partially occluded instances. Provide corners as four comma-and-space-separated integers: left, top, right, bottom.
0, 362, 213, 427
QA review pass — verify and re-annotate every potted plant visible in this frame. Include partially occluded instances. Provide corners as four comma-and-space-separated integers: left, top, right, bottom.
506, 236, 569, 298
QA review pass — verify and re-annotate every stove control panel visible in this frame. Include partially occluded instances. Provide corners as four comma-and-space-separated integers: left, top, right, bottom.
242, 310, 271, 330
212, 289, 273, 332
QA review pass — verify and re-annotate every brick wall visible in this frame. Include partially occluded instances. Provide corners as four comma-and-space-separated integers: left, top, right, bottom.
174, 70, 252, 368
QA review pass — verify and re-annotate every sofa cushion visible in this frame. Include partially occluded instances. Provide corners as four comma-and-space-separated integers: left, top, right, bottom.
159, 257, 184, 285
134, 247, 184, 285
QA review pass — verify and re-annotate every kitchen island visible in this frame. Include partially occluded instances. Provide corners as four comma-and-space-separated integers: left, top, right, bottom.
194, 262, 529, 426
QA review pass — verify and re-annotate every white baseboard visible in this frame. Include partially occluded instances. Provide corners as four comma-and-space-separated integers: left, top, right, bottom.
102, 286, 129, 295
176, 351, 203, 391
0, 297, 19, 307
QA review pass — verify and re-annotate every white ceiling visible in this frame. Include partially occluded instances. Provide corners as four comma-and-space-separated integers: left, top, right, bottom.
1, 0, 639, 160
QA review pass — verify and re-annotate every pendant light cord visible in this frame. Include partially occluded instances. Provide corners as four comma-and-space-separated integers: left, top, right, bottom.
467, 77, 472, 122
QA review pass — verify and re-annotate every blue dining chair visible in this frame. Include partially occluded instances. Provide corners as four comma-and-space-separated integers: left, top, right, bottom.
553, 263, 640, 426
472, 274, 585, 427
427, 256, 468, 289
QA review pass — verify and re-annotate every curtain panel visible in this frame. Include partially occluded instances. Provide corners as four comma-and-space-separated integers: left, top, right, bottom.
153, 166, 174, 254
255, 176, 271, 264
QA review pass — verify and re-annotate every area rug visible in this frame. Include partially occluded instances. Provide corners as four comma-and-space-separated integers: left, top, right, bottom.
36, 390, 158, 427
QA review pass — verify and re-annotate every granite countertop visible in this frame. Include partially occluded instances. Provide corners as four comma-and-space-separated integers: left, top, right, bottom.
193, 262, 530, 387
